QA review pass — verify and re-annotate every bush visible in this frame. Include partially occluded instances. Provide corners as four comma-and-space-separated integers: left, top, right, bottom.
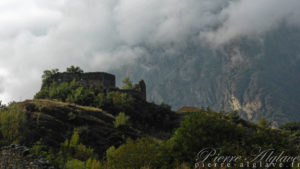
41, 69, 59, 88
66, 65, 84, 74
59, 129, 94, 161
35, 80, 135, 111
106, 91, 135, 109
106, 137, 163, 169
122, 77, 133, 89
0, 101, 7, 110
65, 159, 85, 169
169, 111, 244, 165
85, 158, 102, 169
31, 129, 101, 169
0, 103, 27, 144
168, 111, 296, 168
66, 87, 96, 106
280, 122, 300, 132
113, 112, 130, 128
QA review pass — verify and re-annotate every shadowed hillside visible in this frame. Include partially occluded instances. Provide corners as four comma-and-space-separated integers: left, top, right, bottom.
8, 99, 141, 155
1, 67, 300, 169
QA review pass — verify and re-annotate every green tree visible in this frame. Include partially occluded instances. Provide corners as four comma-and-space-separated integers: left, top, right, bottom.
61, 129, 94, 161
227, 111, 241, 123
53, 129, 94, 168
66, 86, 96, 106
113, 112, 130, 128
30, 129, 100, 169
65, 159, 85, 169
41, 68, 59, 88
106, 91, 134, 109
106, 137, 163, 169
66, 65, 83, 73
0, 103, 27, 144
86, 158, 102, 169
42, 69, 59, 81
48, 82, 74, 101
95, 93, 106, 107
0, 101, 6, 110
31, 140, 55, 161
280, 122, 300, 132
168, 111, 247, 167
122, 77, 133, 89
258, 118, 270, 128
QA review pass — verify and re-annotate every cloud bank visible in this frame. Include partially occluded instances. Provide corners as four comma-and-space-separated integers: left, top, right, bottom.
0, 0, 300, 103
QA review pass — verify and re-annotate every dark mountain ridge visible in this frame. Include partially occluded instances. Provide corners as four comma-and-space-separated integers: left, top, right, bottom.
112, 25, 300, 124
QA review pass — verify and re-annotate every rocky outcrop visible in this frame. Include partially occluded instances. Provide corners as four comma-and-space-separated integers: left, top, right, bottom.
0, 144, 54, 169
112, 26, 300, 124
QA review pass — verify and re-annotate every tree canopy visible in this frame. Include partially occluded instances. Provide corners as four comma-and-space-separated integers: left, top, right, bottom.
122, 77, 133, 89
66, 66, 83, 73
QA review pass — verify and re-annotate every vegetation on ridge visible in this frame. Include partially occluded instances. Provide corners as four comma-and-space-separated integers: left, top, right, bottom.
35, 67, 178, 133
1, 99, 300, 168
1, 66, 300, 169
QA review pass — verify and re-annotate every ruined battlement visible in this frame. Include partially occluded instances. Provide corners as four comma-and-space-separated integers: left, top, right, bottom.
51, 72, 146, 100
54, 72, 116, 89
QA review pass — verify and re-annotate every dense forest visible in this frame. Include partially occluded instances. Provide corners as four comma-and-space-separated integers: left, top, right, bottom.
1, 66, 300, 169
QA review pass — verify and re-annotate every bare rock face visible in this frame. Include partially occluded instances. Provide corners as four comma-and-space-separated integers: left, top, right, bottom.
0, 144, 54, 169
112, 26, 300, 125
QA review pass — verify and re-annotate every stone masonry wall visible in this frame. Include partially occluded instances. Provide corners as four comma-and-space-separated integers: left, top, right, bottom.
51, 72, 146, 100
53, 72, 116, 89
0, 145, 54, 169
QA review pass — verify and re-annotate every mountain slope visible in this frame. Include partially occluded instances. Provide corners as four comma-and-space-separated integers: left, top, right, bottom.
12, 99, 141, 155
112, 26, 300, 124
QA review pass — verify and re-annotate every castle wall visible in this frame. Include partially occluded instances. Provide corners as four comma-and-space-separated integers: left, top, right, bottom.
54, 72, 116, 89
108, 88, 146, 100
52, 72, 146, 100
107, 80, 146, 100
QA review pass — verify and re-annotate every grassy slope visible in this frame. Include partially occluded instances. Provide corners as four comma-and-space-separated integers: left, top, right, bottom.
18, 99, 141, 155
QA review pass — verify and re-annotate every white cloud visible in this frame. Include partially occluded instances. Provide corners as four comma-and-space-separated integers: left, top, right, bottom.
204, 0, 300, 46
0, 0, 300, 103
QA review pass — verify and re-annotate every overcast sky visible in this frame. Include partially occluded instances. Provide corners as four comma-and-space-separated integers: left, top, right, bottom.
0, 0, 300, 103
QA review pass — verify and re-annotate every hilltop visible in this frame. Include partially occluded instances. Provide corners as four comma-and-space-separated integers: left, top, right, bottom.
1, 66, 300, 168
14, 99, 141, 155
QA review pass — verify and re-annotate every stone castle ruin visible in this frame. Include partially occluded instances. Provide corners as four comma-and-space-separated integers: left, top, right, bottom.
52, 72, 146, 100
